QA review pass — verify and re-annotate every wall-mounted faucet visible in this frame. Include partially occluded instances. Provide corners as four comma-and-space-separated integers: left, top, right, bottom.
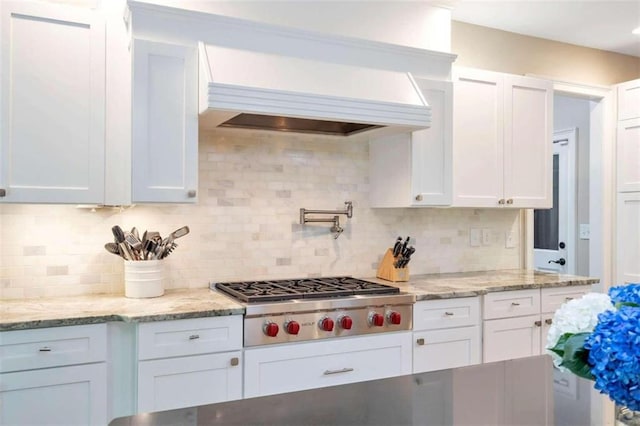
300, 201, 353, 239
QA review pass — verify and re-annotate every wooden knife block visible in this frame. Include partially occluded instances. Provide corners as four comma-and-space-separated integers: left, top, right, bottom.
376, 248, 409, 282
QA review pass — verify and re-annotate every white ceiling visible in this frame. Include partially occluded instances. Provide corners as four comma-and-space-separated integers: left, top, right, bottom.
450, 1, 640, 58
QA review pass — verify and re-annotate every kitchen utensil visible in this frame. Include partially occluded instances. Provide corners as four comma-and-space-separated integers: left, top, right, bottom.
398, 246, 415, 268
143, 239, 156, 260
131, 227, 140, 241
119, 242, 135, 261
392, 237, 402, 257
124, 232, 143, 260
400, 236, 410, 256
169, 226, 190, 240
104, 242, 122, 258
160, 242, 178, 259
112, 225, 126, 244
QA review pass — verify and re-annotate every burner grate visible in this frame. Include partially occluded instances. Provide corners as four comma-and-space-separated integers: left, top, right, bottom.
213, 276, 399, 303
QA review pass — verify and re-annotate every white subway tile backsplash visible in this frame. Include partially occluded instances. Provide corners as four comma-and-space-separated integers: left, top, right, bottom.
0, 129, 520, 299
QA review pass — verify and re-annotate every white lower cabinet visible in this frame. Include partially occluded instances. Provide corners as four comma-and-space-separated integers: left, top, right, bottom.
0, 324, 107, 426
136, 316, 243, 413
243, 332, 412, 398
412, 297, 481, 373
1, 364, 107, 426
483, 286, 591, 363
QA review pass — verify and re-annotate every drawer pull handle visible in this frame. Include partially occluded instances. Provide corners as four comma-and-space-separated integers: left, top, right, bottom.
511, 302, 520, 306
188, 334, 200, 340
230, 357, 239, 366
416, 338, 425, 346
534, 320, 542, 327
39, 347, 52, 352
324, 368, 354, 375
545, 318, 553, 325
565, 297, 574, 301
444, 312, 454, 316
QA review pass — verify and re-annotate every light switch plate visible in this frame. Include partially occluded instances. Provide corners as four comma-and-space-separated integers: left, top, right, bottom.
505, 231, 516, 249
579, 224, 590, 240
481, 229, 491, 246
470, 228, 481, 247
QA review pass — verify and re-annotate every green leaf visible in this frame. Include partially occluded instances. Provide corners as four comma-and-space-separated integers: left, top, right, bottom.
549, 332, 574, 358
560, 332, 594, 381
615, 301, 640, 309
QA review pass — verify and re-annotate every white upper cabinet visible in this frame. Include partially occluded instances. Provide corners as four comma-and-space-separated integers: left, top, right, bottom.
617, 78, 640, 121
0, 1, 105, 203
369, 79, 452, 207
617, 118, 640, 192
132, 39, 198, 203
452, 68, 552, 209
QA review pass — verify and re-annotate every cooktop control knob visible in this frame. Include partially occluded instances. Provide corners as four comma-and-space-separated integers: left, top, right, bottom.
319, 317, 334, 332
263, 322, 279, 337
338, 316, 353, 330
369, 312, 384, 327
387, 311, 402, 325
285, 320, 300, 335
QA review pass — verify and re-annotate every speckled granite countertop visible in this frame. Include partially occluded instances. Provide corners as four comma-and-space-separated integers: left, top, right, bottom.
369, 269, 599, 301
0, 289, 244, 331
1, 270, 599, 331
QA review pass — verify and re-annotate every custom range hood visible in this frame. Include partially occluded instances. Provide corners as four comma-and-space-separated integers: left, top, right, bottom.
198, 44, 432, 137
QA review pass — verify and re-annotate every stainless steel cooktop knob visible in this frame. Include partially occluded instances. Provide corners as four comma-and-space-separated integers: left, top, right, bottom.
338, 315, 353, 330
387, 311, 402, 325
285, 320, 300, 335
263, 321, 279, 337
318, 317, 334, 332
369, 312, 384, 327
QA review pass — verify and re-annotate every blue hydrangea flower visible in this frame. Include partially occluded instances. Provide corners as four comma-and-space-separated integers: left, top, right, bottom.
608, 283, 640, 305
585, 306, 640, 410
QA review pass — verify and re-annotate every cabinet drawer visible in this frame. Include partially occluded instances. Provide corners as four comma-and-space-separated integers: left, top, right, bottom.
541, 286, 590, 313
138, 316, 242, 360
413, 326, 481, 373
0, 324, 106, 373
483, 289, 540, 319
137, 351, 242, 413
244, 332, 412, 398
413, 297, 480, 330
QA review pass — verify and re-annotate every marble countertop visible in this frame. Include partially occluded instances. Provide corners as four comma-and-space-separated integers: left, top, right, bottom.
372, 269, 599, 300
0, 270, 599, 331
0, 288, 244, 331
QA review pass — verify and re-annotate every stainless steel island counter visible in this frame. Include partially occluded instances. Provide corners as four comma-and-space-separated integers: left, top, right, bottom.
110, 354, 591, 426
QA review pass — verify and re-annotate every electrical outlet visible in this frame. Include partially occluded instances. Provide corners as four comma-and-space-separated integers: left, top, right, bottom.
481, 229, 491, 246
505, 231, 516, 249
470, 228, 481, 247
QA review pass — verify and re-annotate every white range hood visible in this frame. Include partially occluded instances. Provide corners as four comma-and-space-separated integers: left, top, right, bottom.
198, 44, 432, 136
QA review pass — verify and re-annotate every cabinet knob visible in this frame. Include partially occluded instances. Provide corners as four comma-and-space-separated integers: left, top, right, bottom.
498, 199, 505, 205
534, 320, 542, 327
506, 199, 513, 205
230, 357, 239, 366
187, 189, 197, 198
416, 338, 425, 346
415, 194, 423, 202
0, 188, 5, 197
545, 318, 553, 325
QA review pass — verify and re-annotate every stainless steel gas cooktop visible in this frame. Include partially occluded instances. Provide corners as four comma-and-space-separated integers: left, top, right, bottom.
211, 277, 414, 347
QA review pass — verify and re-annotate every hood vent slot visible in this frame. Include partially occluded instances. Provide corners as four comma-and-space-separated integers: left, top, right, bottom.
219, 113, 383, 136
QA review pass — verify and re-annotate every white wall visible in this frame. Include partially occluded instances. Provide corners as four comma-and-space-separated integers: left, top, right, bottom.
553, 95, 591, 276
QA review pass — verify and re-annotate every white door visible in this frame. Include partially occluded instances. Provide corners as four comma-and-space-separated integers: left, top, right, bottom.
534, 129, 577, 274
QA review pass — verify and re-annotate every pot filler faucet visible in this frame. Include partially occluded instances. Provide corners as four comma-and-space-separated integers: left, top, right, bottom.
300, 201, 353, 239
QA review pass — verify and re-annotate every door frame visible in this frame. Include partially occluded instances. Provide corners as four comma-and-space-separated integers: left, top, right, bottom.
520, 77, 615, 426
533, 127, 578, 274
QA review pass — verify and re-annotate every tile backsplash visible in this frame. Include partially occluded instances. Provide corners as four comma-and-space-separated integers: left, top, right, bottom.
0, 129, 521, 299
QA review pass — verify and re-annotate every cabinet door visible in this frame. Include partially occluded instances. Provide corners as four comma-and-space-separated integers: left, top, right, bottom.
411, 79, 453, 206
0, 363, 107, 426
617, 118, 640, 192
0, 2, 105, 203
137, 352, 242, 413
483, 315, 541, 363
452, 68, 504, 207
618, 79, 640, 121
244, 332, 412, 398
132, 39, 198, 203
413, 326, 481, 373
617, 193, 640, 285
503, 75, 553, 208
